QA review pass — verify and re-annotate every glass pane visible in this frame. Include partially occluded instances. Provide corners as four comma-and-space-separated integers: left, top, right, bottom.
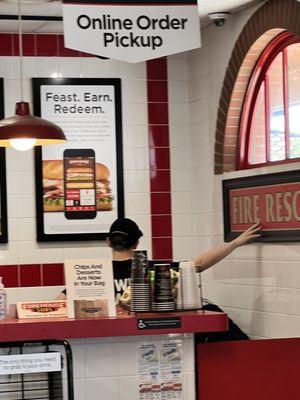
268, 52, 285, 162
249, 82, 266, 164
287, 43, 300, 159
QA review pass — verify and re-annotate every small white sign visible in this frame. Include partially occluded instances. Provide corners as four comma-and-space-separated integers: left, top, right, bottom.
65, 258, 116, 318
0, 353, 61, 375
63, 5, 201, 62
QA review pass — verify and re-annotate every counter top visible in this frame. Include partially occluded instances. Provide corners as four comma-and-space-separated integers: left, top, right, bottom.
0, 310, 227, 342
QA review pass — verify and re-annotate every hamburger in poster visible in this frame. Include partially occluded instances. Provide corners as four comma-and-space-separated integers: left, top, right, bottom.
43, 160, 113, 212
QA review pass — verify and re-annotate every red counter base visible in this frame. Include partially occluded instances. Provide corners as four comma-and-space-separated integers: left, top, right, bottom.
0, 310, 227, 342
197, 338, 300, 400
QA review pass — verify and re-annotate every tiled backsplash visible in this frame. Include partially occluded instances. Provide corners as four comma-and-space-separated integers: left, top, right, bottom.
185, 9, 300, 340
0, 33, 175, 280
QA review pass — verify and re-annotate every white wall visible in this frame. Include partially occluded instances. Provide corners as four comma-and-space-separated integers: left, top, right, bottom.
0, 53, 198, 400
0, 334, 195, 400
184, 5, 300, 339
70, 335, 195, 400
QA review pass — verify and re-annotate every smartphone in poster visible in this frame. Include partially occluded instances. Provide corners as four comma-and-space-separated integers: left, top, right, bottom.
63, 149, 97, 220
64, 258, 116, 319
33, 78, 124, 241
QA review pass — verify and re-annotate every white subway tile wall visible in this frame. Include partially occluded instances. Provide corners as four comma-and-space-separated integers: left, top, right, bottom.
0, 50, 196, 400
70, 335, 194, 400
0, 55, 151, 267
1, 4, 298, 394
178, 4, 300, 339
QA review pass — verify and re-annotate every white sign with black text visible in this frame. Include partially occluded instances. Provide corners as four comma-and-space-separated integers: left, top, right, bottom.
0, 353, 61, 375
63, 4, 201, 62
65, 258, 116, 319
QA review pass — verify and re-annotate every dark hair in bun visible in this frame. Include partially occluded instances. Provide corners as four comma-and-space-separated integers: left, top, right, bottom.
108, 218, 143, 251
109, 231, 134, 250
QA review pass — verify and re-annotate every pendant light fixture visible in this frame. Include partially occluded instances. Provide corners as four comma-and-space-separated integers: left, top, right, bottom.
0, 0, 66, 151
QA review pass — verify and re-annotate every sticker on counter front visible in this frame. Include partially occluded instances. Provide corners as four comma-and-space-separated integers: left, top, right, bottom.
16, 300, 68, 319
138, 343, 160, 400
160, 341, 183, 400
0, 352, 61, 375
138, 340, 183, 400
137, 317, 181, 330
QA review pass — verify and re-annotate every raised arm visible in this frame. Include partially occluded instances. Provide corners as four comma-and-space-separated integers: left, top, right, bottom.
194, 222, 261, 273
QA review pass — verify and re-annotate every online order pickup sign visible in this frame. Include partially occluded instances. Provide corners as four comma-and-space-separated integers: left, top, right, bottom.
63, 0, 201, 63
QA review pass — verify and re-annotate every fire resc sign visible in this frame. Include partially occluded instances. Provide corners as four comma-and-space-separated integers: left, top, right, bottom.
63, 0, 201, 63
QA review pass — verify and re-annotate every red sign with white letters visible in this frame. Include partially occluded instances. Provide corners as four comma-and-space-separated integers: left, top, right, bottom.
223, 170, 300, 242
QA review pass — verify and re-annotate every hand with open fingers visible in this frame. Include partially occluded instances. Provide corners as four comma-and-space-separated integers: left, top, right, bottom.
234, 221, 261, 247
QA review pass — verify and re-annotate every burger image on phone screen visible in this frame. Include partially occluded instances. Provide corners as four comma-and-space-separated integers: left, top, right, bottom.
42, 160, 113, 212
66, 167, 94, 181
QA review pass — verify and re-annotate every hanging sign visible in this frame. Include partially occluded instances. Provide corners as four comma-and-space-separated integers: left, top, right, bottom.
62, 0, 201, 63
223, 170, 300, 242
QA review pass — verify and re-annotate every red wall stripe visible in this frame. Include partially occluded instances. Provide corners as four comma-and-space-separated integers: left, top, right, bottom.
147, 58, 173, 261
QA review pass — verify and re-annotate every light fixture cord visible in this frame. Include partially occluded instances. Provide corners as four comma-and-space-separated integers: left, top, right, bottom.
18, 0, 24, 101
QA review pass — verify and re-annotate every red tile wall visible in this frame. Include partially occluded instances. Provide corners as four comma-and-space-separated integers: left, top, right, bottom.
147, 58, 173, 261
0, 264, 65, 288
0, 33, 82, 57
0, 34, 173, 285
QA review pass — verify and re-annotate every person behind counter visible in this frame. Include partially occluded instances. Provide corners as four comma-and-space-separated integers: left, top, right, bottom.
57, 218, 143, 302
58, 217, 260, 341
58, 218, 260, 303
109, 218, 261, 304
107, 218, 143, 304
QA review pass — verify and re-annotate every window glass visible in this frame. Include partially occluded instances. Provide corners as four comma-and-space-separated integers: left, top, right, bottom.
249, 82, 266, 164
287, 43, 300, 158
242, 35, 300, 168
268, 52, 285, 162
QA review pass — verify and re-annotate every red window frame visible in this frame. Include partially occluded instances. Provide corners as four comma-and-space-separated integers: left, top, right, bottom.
237, 31, 300, 170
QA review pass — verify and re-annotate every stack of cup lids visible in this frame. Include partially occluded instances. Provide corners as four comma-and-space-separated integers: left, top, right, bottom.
130, 250, 150, 313
130, 282, 151, 312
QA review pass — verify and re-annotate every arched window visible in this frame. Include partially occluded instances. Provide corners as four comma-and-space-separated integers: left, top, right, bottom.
238, 31, 300, 169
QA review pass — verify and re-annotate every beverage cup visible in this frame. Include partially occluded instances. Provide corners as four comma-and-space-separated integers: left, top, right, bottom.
177, 260, 201, 310
152, 263, 175, 312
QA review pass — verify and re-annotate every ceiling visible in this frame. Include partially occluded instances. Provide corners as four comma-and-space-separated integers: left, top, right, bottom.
0, 0, 261, 33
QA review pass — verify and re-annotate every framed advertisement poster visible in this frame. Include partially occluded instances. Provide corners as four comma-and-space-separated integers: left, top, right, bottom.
0, 78, 8, 244
33, 78, 124, 242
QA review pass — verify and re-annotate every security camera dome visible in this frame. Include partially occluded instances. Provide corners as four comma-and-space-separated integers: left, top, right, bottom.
208, 12, 231, 27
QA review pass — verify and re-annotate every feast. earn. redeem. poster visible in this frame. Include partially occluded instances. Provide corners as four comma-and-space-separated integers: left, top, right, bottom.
33, 78, 124, 242
65, 258, 116, 319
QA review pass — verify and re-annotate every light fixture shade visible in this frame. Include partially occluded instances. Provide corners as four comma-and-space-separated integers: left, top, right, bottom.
0, 102, 66, 147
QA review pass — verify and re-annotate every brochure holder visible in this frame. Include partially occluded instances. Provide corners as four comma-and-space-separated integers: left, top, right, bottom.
0, 339, 74, 400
